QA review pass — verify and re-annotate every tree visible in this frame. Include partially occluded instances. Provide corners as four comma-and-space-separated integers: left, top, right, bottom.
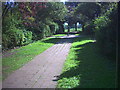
18, 2, 46, 27
2, 2, 18, 21
65, 2, 80, 32
45, 2, 68, 33
75, 3, 101, 20
74, 2, 101, 32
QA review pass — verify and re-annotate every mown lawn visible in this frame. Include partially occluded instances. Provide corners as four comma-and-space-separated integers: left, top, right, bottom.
2, 35, 64, 80
57, 36, 117, 88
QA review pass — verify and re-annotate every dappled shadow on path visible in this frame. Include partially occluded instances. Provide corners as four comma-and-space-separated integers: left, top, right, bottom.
42, 38, 73, 44
42, 35, 80, 44
58, 40, 116, 88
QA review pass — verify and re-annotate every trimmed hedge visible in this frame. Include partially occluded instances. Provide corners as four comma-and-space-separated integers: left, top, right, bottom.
94, 3, 117, 59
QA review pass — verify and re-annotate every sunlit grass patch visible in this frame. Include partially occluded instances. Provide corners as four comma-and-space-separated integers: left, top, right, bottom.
72, 40, 94, 47
62, 48, 81, 72
57, 75, 80, 88
53, 34, 67, 37
75, 34, 79, 36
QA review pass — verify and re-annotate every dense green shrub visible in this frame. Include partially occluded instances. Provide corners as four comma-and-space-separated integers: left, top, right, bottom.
43, 25, 51, 37
22, 30, 33, 45
2, 34, 9, 49
49, 22, 59, 34
2, 28, 22, 49
43, 22, 59, 37
94, 3, 117, 58
2, 28, 33, 49
38, 20, 59, 38
2, 12, 33, 49
2, 12, 22, 49
84, 21, 95, 35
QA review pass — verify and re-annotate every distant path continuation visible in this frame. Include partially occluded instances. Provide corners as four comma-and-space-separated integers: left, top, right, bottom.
3, 35, 79, 88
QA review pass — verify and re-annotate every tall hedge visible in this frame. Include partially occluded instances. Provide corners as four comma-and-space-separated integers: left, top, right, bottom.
94, 3, 117, 59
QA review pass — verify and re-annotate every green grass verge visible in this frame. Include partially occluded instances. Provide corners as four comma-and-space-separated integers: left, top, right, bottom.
53, 34, 67, 37
2, 36, 63, 80
57, 36, 116, 88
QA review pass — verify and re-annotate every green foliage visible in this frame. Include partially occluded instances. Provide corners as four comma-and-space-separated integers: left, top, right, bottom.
43, 24, 51, 37
73, 3, 101, 32
2, 11, 22, 33
2, 2, 67, 50
2, 27, 33, 49
49, 22, 59, 34
2, 11, 33, 49
46, 2, 68, 21
7, 28, 23, 46
94, 16, 110, 31
2, 34, 9, 49
75, 3, 101, 20
84, 21, 95, 35
94, 3, 117, 58
2, 11, 23, 49
22, 30, 33, 45
33, 20, 59, 39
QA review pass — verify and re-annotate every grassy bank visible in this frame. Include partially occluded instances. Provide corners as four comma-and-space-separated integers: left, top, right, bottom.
2, 35, 63, 80
57, 36, 116, 88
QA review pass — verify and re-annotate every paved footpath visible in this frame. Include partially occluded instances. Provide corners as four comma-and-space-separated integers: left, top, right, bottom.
3, 35, 78, 88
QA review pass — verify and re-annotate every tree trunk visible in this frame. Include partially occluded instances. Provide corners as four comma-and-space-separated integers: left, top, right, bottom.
82, 24, 85, 32
68, 25, 70, 32
67, 25, 70, 35
57, 23, 64, 33
61, 24, 64, 33
75, 23, 77, 31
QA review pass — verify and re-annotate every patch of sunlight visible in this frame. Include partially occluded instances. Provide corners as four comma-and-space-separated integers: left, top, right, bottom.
75, 34, 79, 36
58, 75, 80, 88
72, 40, 94, 47
63, 60, 80, 72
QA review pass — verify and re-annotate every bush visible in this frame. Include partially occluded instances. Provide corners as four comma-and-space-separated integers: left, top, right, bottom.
2, 27, 23, 49
49, 22, 59, 34
37, 20, 59, 38
44, 25, 51, 37
94, 3, 117, 59
2, 34, 10, 49
84, 21, 95, 35
2, 28, 33, 49
22, 30, 33, 45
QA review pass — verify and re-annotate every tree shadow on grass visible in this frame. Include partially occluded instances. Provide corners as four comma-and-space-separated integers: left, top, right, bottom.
58, 42, 116, 88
